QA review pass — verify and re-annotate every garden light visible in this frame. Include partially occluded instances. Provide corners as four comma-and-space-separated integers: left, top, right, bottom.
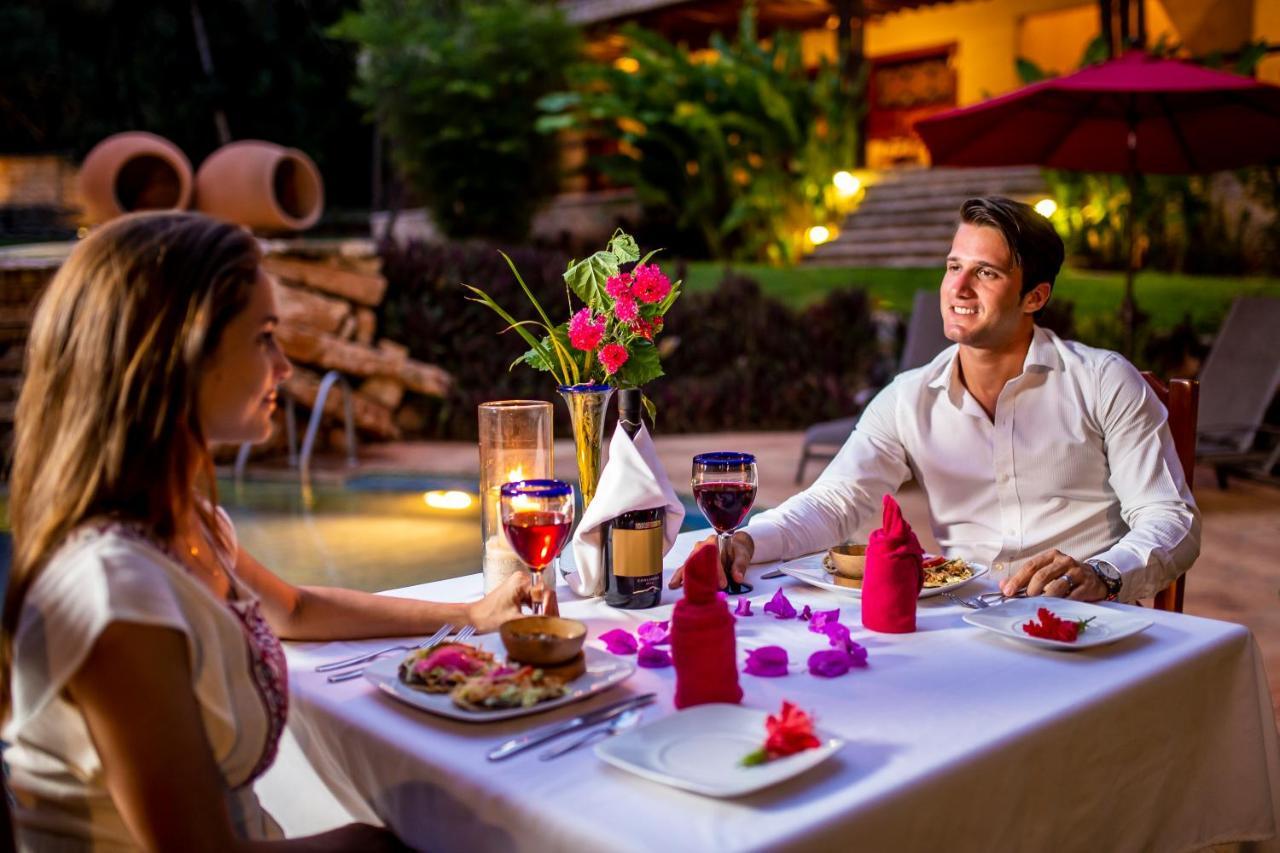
833, 171, 861, 197
1034, 198, 1058, 218
614, 56, 640, 73
423, 490, 474, 511
807, 225, 832, 245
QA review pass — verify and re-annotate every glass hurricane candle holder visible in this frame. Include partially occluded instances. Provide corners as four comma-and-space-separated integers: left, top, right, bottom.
478, 400, 554, 592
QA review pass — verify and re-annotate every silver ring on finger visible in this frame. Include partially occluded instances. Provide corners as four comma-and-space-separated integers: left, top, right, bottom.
1057, 572, 1076, 593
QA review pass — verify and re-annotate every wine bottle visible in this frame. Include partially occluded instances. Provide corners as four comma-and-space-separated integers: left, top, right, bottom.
603, 388, 664, 609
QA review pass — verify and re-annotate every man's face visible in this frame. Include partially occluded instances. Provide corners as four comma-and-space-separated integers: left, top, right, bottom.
939, 223, 1044, 350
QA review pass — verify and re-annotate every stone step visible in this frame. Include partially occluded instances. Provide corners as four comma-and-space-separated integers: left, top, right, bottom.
864, 179, 1048, 204
878, 165, 1045, 186
812, 239, 952, 260
807, 251, 943, 268
835, 222, 959, 242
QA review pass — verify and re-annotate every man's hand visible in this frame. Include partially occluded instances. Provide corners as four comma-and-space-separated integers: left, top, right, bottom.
668, 532, 755, 590
469, 572, 559, 632
1002, 548, 1107, 601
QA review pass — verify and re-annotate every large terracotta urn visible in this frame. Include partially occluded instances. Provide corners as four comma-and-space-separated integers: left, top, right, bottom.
78, 132, 194, 224
195, 141, 324, 232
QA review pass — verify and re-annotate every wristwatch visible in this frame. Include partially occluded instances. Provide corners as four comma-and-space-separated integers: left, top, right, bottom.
1085, 560, 1123, 601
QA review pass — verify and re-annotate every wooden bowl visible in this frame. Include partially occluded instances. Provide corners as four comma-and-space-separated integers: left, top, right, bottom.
500, 616, 587, 666
824, 544, 867, 585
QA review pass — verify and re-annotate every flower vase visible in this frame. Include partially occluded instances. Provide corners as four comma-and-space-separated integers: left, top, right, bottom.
558, 383, 614, 510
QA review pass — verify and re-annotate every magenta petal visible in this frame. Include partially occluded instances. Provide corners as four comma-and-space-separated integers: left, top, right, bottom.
845, 641, 869, 667
743, 646, 790, 677
808, 609, 841, 632
599, 628, 638, 655
799, 605, 812, 621
808, 649, 852, 678
637, 643, 672, 668
734, 597, 753, 617
637, 620, 671, 646
821, 622, 852, 648
763, 588, 797, 619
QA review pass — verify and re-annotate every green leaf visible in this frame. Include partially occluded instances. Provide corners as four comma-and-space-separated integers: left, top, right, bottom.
740, 748, 768, 767
614, 340, 663, 387
607, 230, 640, 264
563, 251, 620, 306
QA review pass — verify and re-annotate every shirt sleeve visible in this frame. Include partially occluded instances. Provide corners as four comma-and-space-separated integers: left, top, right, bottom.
1088, 355, 1201, 600
745, 379, 913, 563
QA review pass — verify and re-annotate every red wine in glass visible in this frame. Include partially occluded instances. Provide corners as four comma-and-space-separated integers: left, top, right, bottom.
693, 482, 757, 533
691, 452, 758, 594
500, 479, 575, 615
503, 510, 572, 570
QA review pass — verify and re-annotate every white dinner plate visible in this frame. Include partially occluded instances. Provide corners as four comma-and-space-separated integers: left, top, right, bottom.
595, 703, 844, 798
963, 597, 1152, 651
364, 645, 636, 722
777, 554, 988, 599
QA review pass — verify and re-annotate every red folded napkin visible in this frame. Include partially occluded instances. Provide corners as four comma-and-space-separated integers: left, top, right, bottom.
861, 494, 924, 633
671, 540, 743, 709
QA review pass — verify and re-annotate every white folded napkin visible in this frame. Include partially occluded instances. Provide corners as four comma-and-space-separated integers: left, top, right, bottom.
565, 422, 685, 597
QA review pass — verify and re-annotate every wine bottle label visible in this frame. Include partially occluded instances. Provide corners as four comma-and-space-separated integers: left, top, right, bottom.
610, 525, 664, 578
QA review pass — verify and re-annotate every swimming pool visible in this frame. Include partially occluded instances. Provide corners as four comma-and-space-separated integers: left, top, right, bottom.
221, 476, 721, 593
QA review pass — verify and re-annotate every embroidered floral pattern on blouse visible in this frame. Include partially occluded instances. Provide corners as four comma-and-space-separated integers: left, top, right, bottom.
68, 519, 289, 786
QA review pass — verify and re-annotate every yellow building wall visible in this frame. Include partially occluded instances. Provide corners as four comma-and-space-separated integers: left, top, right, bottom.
1257, 0, 1280, 85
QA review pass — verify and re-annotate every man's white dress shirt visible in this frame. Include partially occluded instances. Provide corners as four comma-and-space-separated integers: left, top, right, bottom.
746, 327, 1200, 601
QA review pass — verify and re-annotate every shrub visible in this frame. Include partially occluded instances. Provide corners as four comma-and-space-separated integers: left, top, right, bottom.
333, 0, 580, 241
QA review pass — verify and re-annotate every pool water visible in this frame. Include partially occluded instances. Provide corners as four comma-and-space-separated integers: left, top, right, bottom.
220, 476, 723, 593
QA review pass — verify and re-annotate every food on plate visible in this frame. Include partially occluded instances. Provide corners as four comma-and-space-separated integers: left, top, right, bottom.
398, 642, 496, 693
921, 556, 974, 589
450, 665, 567, 711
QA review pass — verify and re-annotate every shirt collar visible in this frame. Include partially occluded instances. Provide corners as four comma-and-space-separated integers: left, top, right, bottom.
926, 326, 1062, 398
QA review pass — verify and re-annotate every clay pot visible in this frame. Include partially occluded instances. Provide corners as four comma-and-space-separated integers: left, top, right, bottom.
78, 132, 194, 223
195, 141, 324, 232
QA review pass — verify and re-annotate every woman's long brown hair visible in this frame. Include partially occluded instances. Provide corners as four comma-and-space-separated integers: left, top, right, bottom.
2, 212, 260, 719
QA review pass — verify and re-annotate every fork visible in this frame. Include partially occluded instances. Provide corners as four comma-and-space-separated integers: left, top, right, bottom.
942, 591, 988, 609
316, 623, 454, 673
327, 624, 476, 683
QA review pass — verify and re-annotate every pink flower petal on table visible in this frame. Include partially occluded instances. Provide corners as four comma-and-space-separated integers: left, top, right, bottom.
808, 649, 852, 678
734, 597, 753, 617
844, 641, 869, 667
637, 643, 672, 668
763, 588, 797, 619
744, 646, 790, 677
808, 609, 841, 632
799, 605, 813, 621
599, 628, 638, 655
637, 620, 671, 646
820, 622, 851, 648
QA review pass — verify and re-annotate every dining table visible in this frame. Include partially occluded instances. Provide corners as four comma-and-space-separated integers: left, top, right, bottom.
256, 531, 1280, 852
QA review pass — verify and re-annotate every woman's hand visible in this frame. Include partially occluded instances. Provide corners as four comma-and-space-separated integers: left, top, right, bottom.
467, 571, 559, 632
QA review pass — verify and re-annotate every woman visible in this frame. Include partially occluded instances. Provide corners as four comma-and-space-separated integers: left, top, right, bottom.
1, 212, 547, 850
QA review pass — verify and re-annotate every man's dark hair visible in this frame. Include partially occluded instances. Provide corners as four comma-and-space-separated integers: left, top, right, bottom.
960, 196, 1065, 296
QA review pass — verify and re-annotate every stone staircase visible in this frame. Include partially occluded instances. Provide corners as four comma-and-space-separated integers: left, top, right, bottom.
808, 165, 1049, 267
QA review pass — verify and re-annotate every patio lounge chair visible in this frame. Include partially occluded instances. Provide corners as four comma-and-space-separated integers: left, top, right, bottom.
1194, 295, 1280, 487
795, 289, 950, 483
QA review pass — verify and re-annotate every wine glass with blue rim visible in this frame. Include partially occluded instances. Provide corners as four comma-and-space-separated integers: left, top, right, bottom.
500, 479, 575, 615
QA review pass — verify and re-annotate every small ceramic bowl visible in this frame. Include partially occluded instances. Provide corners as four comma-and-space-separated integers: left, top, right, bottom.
499, 616, 587, 666
824, 544, 867, 587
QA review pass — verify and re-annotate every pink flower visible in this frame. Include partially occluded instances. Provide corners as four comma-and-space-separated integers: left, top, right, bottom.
613, 297, 639, 323
734, 597, 753, 617
599, 628, 637, 655
632, 264, 671, 304
568, 308, 605, 352
808, 609, 840, 632
598, 343, 629, 375
637, 643, 672, 668
605, 272, 633, 300
763, 588, 797, 619
743, 646, 789, 677
628, 317, 654, 340
637, 620, 670, 646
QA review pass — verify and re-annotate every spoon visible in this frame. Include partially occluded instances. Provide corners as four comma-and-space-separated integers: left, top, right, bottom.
538, 708, 644, 760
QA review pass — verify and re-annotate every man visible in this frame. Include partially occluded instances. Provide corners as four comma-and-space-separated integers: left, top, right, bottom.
672, 196, 1199, 603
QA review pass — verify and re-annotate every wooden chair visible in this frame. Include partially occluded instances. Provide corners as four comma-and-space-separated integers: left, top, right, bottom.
1141, 372, 1199, 613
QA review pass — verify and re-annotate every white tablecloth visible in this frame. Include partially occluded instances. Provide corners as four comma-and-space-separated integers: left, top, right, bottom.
258, 533, 1280, 852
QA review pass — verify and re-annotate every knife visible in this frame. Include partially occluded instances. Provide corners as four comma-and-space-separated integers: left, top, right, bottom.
486, 692, 656, 761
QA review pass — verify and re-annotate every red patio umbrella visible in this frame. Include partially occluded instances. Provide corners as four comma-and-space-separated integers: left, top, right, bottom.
915, 51, 1280, 351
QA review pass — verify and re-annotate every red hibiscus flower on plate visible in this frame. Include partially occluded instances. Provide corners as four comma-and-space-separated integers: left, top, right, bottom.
741, 701, 822, 766
1023, 607, 1095, 642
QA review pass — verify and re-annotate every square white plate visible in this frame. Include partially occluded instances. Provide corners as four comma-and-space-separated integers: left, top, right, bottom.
963, 597, 1152, 651
594, 703, 843, 797
778, 554, 988, 599
364, 644, 635, 722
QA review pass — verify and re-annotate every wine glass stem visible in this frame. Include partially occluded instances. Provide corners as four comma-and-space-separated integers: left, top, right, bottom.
718, 531, 731, 579
530, 568, 544, 616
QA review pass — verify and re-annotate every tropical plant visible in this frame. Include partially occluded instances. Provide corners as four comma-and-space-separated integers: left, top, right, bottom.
332, 0, 580, 240
463, 230, 681, 407
538, 7, 859, 263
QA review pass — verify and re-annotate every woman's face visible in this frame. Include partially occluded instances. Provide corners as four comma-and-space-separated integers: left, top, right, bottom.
197, 270, 292, 445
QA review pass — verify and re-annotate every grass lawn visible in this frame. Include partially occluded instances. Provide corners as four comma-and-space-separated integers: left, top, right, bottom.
681, 262, 1280, 333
